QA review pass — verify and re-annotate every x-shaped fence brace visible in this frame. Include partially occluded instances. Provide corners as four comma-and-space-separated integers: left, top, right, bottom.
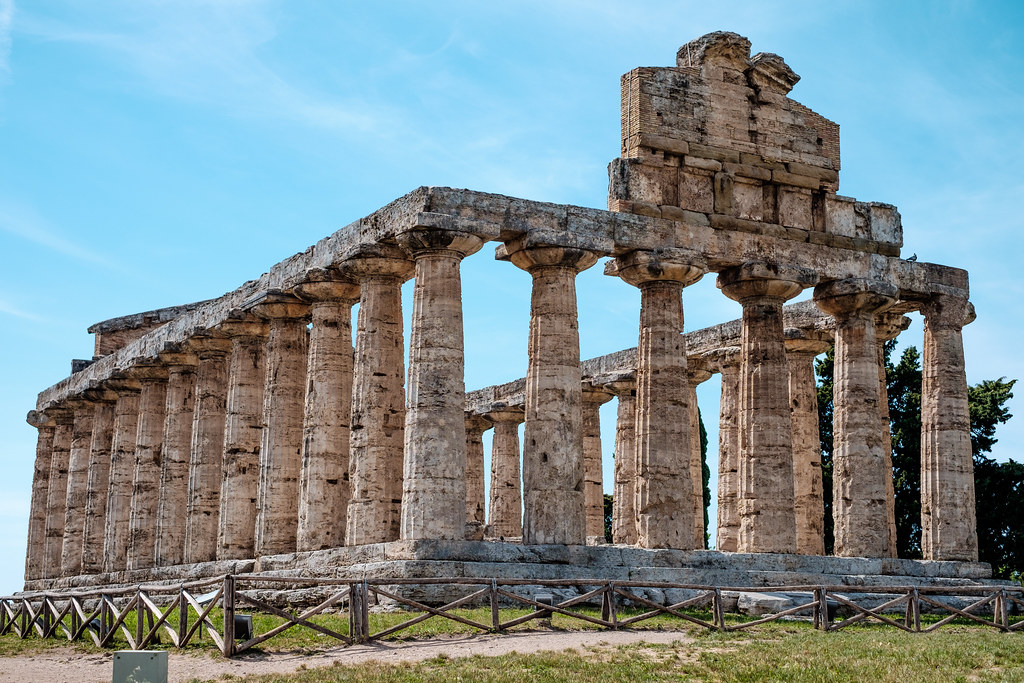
4, 578, 1024, 656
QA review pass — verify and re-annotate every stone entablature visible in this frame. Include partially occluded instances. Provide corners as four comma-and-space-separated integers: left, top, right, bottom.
22, 32, 981, 588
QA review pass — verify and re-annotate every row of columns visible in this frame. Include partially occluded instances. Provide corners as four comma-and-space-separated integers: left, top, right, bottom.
24, 233, 980, 581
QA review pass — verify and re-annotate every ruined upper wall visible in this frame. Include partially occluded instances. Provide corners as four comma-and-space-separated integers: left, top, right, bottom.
610, 32, 900, 254
87, 300, 215, 357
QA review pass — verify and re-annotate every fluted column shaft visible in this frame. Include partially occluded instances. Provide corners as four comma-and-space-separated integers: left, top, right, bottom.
400, 230, 483, 541
42, 408, 73, 579
486, 408, 524, 539
81, 396, 116, 574
185, 339, 231, 563
785, 345, 826, 556
347, 252, 412, 546
43, 409, 74, 581
605, 380, 636, 545
154, 357, 197, 567
920, 295, 978, 561
465, 414, 492, 528
611, 250, 705, 550
24, 412, 56, 580
815, 278, 897, 558
687, 366, 712, 548
719, 263, 812, 554
582, 384, 613, 541
294, 279, 359, 551
103, 383, 140, 572
216, 321, 268, 560
715, 351, 740, 552
876, 312, 908, 556
61, 400, 95, 576
507, 244, 598, 546
127, 371, 169, 571
254, 295, 310, 557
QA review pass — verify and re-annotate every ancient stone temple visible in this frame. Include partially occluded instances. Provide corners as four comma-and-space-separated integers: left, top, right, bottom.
22, 33, 988, 592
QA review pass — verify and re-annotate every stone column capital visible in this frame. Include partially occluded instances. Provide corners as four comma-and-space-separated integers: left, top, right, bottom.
717, 261, 817, 303
103, 376, 143, 394
247, 291, 310, 321
599, 376, 636, 398
783, 335, 831, 357
484, 404, 525, 424
813, 278, 898, 321
503, 240, 601, 275
921, 294, 975, 329
294, 271, 361, 304
217, 317, 270, 340
607, 249, 707, 288
704, 346, 741, 373
465, 413, 493, 434
342, 244, 415, 281
125, 363, 170, 382
81, 384, 119, 403
26, 409, 56, 429
688, 364, 714, 385
875, 311, 912, 342
186, 334, 235, 358
581, 381, 614, 405
398, 228, 485, 259
157, 342, 199, 368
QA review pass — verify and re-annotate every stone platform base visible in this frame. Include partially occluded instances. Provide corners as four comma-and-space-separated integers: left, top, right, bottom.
23, 540, 1004, 594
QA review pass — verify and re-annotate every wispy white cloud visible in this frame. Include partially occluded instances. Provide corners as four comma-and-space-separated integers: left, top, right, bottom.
0, 296, 43, 321
0, 0, 13, 79
0, 197, 112, 266
17, 2, 390, 135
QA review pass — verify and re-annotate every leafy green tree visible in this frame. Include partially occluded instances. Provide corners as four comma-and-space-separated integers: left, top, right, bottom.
816, 343, 1018, 575
604, 493, 613, 543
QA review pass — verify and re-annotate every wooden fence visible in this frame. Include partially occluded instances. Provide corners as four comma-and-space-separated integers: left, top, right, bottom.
3, 577, 1022, 657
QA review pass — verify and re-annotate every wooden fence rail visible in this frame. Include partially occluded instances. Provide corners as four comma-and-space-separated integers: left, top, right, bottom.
2, 577, 1021, 657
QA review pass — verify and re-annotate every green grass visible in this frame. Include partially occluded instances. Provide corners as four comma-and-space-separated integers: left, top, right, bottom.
204, 628, 1024, 682
4, 601, 1024, 683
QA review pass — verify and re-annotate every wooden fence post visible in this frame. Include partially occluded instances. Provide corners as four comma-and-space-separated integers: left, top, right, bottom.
222, 575, 235, 657
714, 588, 724, 631
817, 587, 830, 631
490, 579, 500, 632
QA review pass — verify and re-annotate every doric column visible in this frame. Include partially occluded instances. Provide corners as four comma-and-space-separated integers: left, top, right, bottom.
184, 335, 232, 563
485, 405, 524, 540
876, 311, 910, 555
153, 349, 198, 568
251, 292, 310, 557
346, 247, 414, 546
714, 348, 741, 552
814, 278, 898, 558
719, 262, 815, 554
24, 410, 56, 581
293, 275, 360, 552
920, 295, 978, 561
80, 388, 117, 575
505, 241, 600, 546
42, 406, 73, 579
784, 337, 829, 556
603, 377, 636, 545
126, 365, 169, 571
582, 382, 613, 542
465, 413, 493, 533
399, 228, 484, 541
103, 378, 141, 573
687, 362, 713, 549
61, 398, 95, 577
216, 318, 268, 560
609, 249, 705, 550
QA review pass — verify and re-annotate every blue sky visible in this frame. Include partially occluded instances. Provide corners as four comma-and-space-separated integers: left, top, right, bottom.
1, 1, 1021, 595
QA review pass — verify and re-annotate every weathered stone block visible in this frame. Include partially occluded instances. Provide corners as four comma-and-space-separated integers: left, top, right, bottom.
679, 170, 715, 213
778, 187, 813, 229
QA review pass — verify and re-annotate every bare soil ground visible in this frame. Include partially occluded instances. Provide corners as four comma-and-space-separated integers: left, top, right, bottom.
0, 629, 695, 682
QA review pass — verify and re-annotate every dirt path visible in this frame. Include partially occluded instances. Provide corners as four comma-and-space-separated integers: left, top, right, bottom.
0, 630, 696, 682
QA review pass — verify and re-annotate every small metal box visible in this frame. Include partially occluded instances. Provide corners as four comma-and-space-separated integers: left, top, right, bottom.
112, 650, 168, 683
